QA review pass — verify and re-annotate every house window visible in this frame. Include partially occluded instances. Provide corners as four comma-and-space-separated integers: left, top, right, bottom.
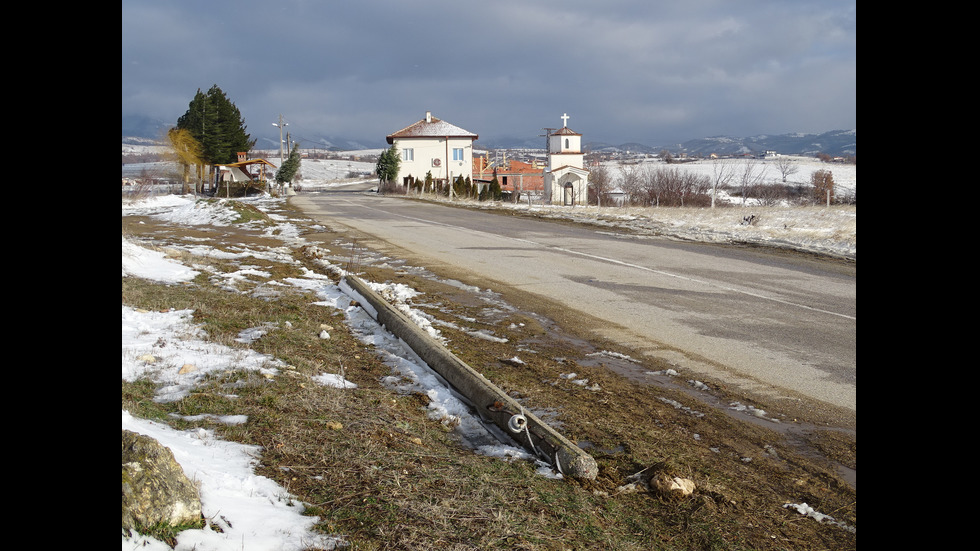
452, 148, 464, 161
565, 138, 570, 149
403, 148, 414, 161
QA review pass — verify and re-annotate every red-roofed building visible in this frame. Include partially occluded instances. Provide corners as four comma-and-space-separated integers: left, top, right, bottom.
472, 156, 545, 201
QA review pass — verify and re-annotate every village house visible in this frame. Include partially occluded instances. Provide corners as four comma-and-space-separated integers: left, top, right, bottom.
214, 151, 279, 195
472, 154, 546, 201
385, 111, 478, 189
217, 152, 277, 183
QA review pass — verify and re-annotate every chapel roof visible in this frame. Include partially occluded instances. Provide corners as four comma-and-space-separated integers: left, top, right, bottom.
550, 164, 591, 175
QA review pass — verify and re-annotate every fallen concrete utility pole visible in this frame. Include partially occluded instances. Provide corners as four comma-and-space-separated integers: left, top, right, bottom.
342, 274, 598, 481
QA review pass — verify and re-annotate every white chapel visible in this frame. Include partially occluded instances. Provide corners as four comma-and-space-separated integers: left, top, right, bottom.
542, 113, 590, 206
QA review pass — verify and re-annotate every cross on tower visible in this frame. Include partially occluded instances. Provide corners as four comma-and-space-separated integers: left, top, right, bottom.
561, 113, 570, 127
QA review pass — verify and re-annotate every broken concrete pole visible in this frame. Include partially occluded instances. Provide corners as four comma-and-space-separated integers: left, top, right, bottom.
342, 275, 598, 480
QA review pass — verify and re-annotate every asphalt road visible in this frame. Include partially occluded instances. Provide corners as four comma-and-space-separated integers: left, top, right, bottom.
291, 185, 856, 426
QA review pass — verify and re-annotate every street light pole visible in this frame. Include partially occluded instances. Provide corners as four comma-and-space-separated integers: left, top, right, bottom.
272, 114, 288, 166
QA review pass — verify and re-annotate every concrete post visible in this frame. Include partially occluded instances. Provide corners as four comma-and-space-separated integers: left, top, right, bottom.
342, 275, 598, 480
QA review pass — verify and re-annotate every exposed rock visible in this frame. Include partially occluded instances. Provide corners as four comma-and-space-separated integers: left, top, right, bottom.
623, 467, 697, 499
122, 429, 202, 533
651, 474, 696, 498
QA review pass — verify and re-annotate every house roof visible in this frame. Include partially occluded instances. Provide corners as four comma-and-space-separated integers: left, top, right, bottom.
387, 113, 478, 144
218, 158, 278, 170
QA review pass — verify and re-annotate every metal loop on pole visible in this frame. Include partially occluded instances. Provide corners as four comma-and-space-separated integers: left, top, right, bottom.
507, 414, 527, 433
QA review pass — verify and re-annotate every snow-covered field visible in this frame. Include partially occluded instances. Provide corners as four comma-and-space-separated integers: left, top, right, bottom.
122, 194, 559, 550
605, 155, 855, 198
123, 144, 854, 199
121, 145, 381, 183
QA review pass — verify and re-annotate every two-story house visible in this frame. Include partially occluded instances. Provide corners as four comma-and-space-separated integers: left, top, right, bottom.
385, 111, 479, 188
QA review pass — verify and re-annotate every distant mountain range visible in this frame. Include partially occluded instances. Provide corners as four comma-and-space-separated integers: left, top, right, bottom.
122, 116, 170, 142
123, 115, 855, 157
121, 115, 378, 152
581, 130, 855, 158
655, 130, 856, 157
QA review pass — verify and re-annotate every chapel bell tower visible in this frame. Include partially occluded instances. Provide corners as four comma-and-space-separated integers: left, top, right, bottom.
543, 113, 590, 205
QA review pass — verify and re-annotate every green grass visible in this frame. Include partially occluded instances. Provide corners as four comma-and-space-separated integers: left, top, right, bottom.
224, 199, 274, 224
130, 518, 207, 547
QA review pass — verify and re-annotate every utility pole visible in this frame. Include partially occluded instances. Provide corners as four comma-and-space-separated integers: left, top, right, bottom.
538, 128, 556, 163
540, 128, 555, 203
272, 114, 288, 166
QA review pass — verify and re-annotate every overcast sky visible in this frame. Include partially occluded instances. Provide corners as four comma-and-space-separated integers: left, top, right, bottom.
121, 0, 856, 149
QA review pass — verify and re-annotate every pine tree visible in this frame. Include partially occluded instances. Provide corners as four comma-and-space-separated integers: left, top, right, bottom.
275, 142, 302, 185
489, 175, 502, 201
375, 145, 400, 192
176, 85, 254, 166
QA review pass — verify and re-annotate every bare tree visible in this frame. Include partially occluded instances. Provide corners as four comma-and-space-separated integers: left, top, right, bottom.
753, 183, 784, 206
641, 165, 664, 206
619, 164, 644, 206
682, 171, 711, 207
588, 164, 614, 206
710, 160, 736, 208
774, 156, 799, 183
737, 162, 768, 206
643, 166, 711, 207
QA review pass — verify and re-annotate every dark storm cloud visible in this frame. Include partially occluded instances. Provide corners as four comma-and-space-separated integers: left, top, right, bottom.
122, 0, 855, 147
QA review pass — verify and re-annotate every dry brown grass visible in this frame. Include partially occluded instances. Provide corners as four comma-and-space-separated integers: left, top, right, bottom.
122, 197, 855, 550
